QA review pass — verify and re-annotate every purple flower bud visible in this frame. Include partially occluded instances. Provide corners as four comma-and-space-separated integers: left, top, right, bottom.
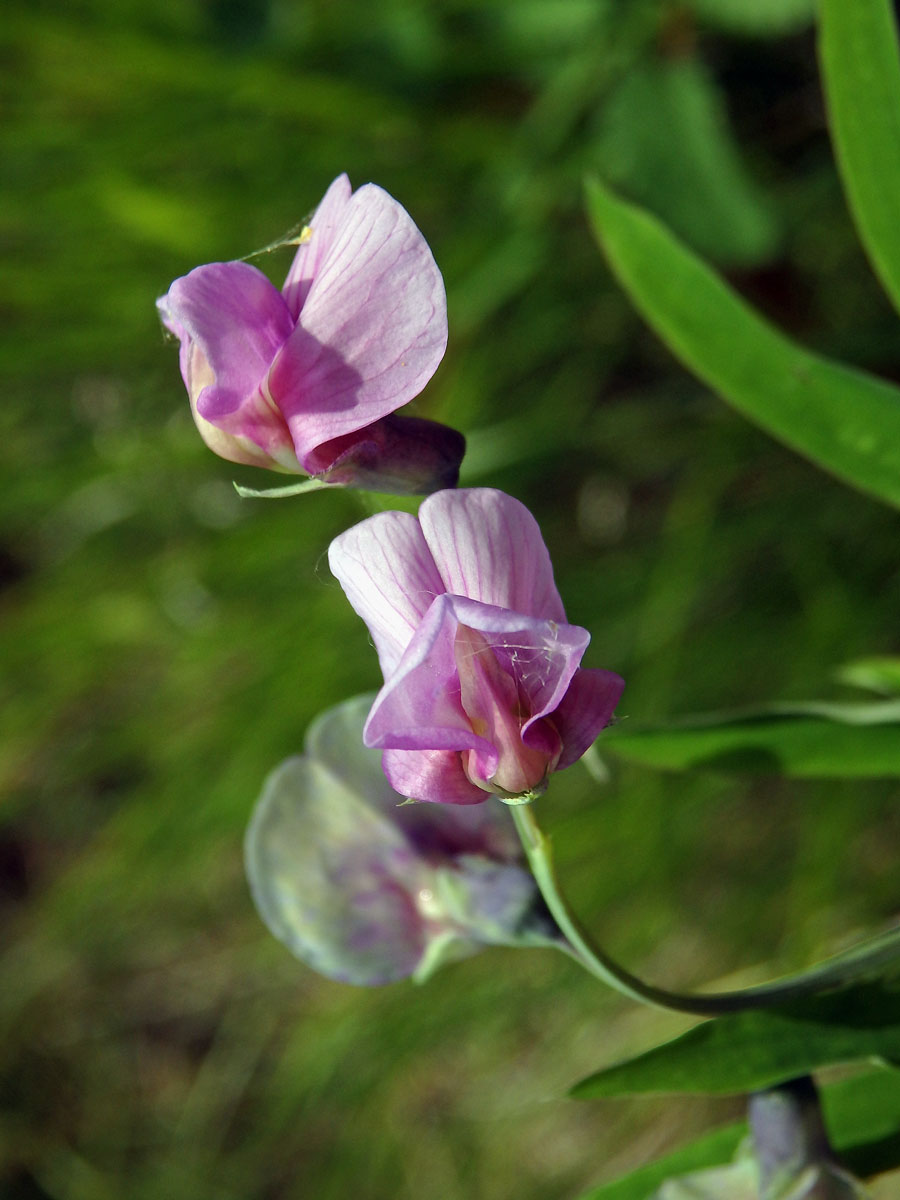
305, 413, 465, 495
245, 695, 553, 986
157, 175, 462, 493
328, 488, 625, 805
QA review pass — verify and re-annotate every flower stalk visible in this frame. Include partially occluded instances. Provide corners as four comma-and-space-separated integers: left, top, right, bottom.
513, 800, 900, 1017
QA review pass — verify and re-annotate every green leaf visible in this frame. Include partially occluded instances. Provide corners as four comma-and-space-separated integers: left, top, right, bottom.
575, 1127, 746, 1200
604, 699, 900, 778
592, 58, 779, 266
571, 979, 900, 1099
819, 0, 900, 317
585, 177, 900, 510
576, 1068, 900, 1198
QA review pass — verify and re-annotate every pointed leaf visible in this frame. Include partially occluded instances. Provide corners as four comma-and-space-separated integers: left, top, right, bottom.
571, 978, 900, 1098
585, 177, 900, 510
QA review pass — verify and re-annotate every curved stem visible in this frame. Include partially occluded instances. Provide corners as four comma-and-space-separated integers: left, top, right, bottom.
511, 802, 900, 1016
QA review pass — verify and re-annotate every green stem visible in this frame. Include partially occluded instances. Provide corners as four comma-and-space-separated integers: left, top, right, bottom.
511, 803, 899, 1016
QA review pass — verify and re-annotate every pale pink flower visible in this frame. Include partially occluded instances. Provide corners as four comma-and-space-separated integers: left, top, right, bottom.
329, 488, 624, 805
157, 174, 462, 492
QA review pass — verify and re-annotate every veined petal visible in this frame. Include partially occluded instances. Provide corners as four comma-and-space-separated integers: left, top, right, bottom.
419, 490, 567, 621
302, 694, 519, 857
552, 667, 625, 769
445, 596, 588, 734
245, 756, 429, 984
186, 344, 301, 469
160, 261, 293, 421
382, 747, 487, 805
454, 622, 553, 795
303, 692, 398, 809
364, 594, 490, 757
268, 183, 448, 462
158, 262, 298, 468
328, 511, 444, 677
282, 174, 353, 320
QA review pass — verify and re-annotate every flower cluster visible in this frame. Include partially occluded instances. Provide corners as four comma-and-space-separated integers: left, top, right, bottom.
161, 174, 623, 980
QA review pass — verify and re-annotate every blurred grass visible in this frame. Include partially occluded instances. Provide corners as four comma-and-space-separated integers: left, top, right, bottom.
1, 0, 899, 1197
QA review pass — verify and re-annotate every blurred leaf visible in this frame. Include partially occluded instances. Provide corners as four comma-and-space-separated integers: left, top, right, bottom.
577, 1068, 900, 1197
576, 1127, 747, 1200
593, 58, 779, 266
819, 0, 900, 317
604, 699, 900, 778
687, 0, 814, 36
836, 658, 900, 698
571, 978, 900, 1098
650, 1156, 758, 1200
585, 177, 900, 510
652, 1158, 866, 1199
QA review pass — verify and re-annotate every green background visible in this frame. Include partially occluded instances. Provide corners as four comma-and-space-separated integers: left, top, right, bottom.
2, 0, 898, 1196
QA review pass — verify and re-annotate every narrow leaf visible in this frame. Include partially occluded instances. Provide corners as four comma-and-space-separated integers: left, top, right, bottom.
819, 0, 900, 317
585, 177, 900, 510
605, 699, 900, 778
571, 978, 900, 1098
575, 1127, 745, 1200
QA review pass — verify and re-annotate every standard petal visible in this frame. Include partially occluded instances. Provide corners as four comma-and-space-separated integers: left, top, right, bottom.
281, 174, 354, 319
419, 490, 567, 621
159, 261, 298, 467
267, 183, 448, 462
245, 755, 429, 984
328, 511, 445, 678
381, 747, 487, 805
364, 595, 489, 757
552, 667, 625, 769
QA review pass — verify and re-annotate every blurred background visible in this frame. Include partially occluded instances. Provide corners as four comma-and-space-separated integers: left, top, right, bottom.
2, 0, 899, 1196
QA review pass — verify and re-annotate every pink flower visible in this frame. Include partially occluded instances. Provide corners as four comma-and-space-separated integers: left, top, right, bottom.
157, 174, 463, 493
328, 488, 624, 805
